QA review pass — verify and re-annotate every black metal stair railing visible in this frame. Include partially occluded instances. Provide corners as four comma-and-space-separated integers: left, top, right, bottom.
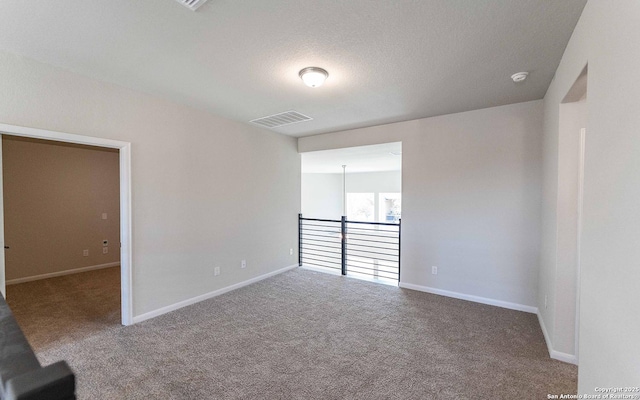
299, 214, 401, 282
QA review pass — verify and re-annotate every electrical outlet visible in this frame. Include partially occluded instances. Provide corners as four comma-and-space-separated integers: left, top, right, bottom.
83, 249, 89, 257
214, 267, 220, 276
289, 248, 293, 256
241, 260, 246, 269
432, 266, 438, 275
103, 247, 108, 254
101, 213, 108, 220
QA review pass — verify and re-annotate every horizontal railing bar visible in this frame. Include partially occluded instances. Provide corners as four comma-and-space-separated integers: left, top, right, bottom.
345, 226, 399, 233
301, 230, 340, 236
301, 242, 342, 251
302, 244, 342, 254
346, 256, 399, 266
347, 246, 398, 257
301, 232, 341, 240
301, 227, 340, 233
347, 252, 398, 264
348, 238, 398, 245
302, 251, 343, 261
345, 267, 399, 279
346, 220, 399, 226
346, 242, 399, 252
346, 252, 399, 261
301, 256, 341, 267
346, 232, 400, 239
346, 245, 399, 254
302, 261, 341, 270
301, 222, 341, 228
301, 237, 340, 244
347, 254, 398, 265
300, 217, 342, 223
346, 263, 399, 272
345, 264, 399, 275
301, 217, 399, 227
346, 237, 399, 246
345, 262, 399, 272
302, 247, 342, 255
347, 249, 399, 256
347, 234, 399, 240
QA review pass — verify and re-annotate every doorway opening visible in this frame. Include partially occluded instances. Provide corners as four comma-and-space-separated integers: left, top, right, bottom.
0, 123, 132, 332
558, 64, 588, 363
300, 142, 402, 285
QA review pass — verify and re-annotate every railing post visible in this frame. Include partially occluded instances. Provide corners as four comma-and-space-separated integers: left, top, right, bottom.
298, 213, 302, 267
397, 218, 402, 282
341, 216, 347, 276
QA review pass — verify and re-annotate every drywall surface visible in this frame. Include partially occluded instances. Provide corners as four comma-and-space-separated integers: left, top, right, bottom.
300, 100, 543, 308
0, 51, 300, 316
554, 100, 586, 356
2, 137, 120, 281
301, 173, 342, 219
301, 171, 402, 220
541, 0, 640, 392
346, 171, 401, 194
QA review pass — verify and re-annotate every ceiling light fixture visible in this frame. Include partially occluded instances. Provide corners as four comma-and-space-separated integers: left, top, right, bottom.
299, 67, 329, 88
511, 72, 529, 83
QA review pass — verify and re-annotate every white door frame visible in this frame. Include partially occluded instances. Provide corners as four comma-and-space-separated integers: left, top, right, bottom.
575, 127, 586, 361
0, 123, 133, 326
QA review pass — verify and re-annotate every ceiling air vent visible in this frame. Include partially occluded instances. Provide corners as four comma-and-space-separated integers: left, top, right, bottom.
175, 0, 208, 11
250, 111, 313, 129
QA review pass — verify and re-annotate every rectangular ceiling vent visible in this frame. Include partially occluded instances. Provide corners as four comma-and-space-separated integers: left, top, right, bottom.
175, 0, 208, 11
250, 111, 313, 129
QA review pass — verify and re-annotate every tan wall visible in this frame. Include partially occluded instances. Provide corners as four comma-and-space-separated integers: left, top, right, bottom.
2, 136, 120, 281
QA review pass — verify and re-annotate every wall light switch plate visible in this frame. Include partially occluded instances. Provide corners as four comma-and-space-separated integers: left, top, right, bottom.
103, 247, 108, 254
241, 260, 246, 269
101, 213, 108, 220
432, 266, 438, 275
83, 249, 89, 257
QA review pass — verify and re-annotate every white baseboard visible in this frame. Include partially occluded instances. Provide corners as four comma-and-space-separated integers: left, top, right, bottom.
398, 282, 538, 314
132, 264, 299, 324
537, 311, 578, 365
6, 262, 120, 285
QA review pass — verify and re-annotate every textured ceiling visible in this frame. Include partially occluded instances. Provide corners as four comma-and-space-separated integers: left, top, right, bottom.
0, 0, 586, 137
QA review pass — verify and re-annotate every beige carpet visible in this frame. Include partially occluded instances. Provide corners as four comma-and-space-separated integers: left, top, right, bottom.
6, 266, 121, 352
8, 267, 576, 399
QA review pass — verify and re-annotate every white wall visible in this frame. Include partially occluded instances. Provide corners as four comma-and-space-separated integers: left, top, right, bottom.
346, 171, 401, 193
0, 51, 300, 317
540, 0, 640, 393
299, 100, 543, 310
301, 171, 402, 220
301, 173, 342, 219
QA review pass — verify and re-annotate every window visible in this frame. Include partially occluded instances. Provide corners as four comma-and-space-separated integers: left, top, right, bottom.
379, 193, 401, 223
347, 193, 375, 222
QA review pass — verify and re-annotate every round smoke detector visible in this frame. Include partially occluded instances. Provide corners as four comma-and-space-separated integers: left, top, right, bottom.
511, 72, 529, 83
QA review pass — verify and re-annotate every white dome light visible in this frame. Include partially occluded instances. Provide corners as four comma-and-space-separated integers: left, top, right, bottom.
511, 72, 529, 83
299, 67, 329, 88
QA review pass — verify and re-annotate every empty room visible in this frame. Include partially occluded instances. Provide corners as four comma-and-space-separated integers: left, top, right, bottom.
0, 1, 638, 399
